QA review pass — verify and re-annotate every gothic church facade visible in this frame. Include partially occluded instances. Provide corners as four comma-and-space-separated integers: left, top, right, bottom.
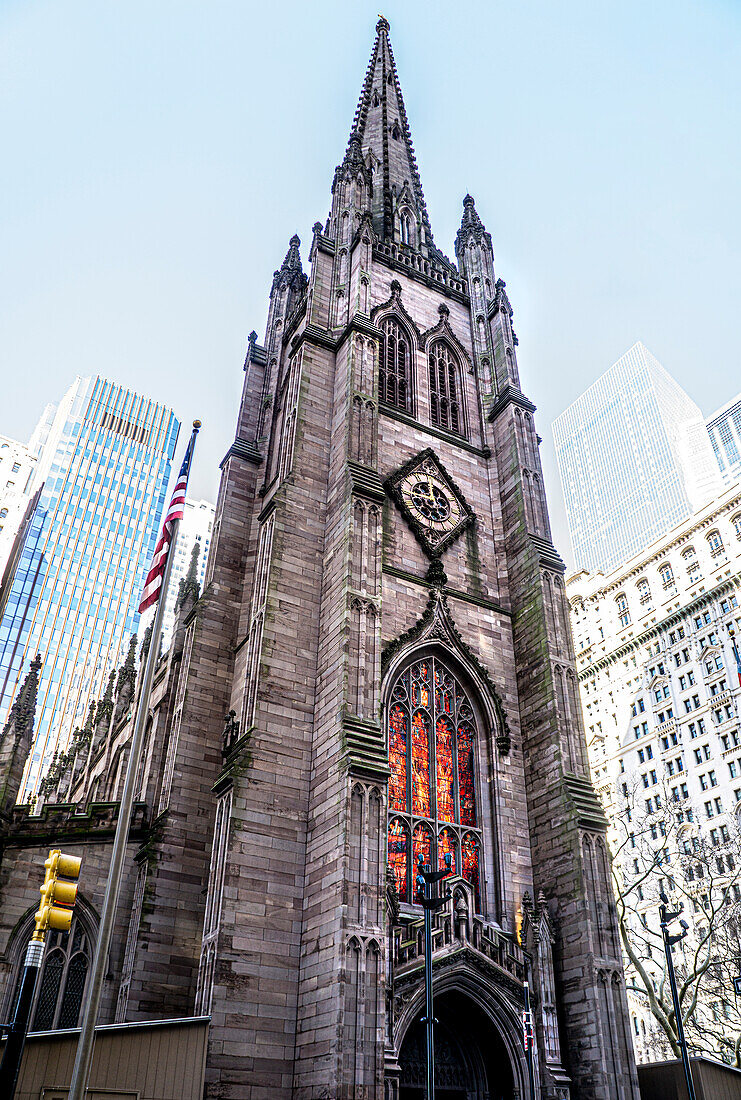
0, 20, 638, 1100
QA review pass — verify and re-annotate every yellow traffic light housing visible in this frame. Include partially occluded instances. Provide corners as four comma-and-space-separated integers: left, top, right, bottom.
33, 849, 82, 941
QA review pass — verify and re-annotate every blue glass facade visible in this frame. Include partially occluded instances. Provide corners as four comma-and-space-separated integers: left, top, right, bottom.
0, 377, 179, 798
707, 395, 741, 486
553, 343, 722, 575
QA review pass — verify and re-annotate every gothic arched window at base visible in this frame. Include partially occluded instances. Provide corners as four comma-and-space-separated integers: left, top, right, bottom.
386, 656, 483, 910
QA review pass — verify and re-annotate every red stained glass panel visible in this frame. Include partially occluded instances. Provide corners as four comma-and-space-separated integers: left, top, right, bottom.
438, 826, 457, 873
411, 710, 431, 817
462, 832, 480, 911
388, 704, 408, 812
457, 722, 476, 826
413, 823, 432, 877
411, 662, 430, 708
436, 716, 455, 823
388, 819, 409, 903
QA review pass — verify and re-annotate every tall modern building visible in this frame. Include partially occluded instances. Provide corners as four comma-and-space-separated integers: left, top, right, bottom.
160, 496, 215, 646
0, 376, 178, 797
553, 342, 723, 575
707, 393, 741, 487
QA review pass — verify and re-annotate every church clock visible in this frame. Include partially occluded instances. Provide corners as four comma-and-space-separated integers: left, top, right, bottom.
385, 448, 474, 558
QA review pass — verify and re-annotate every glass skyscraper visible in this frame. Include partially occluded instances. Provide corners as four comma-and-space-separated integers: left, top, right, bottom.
553, 342, 722, 575
0, 376, 179, 798
706, 394, 741, 487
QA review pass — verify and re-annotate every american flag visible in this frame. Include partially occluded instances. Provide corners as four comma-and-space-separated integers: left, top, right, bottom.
138, 430, 197, 613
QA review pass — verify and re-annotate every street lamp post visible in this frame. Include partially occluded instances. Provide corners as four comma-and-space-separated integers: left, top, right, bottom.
416, 853, 452, 1100
658, 889, 697, 1100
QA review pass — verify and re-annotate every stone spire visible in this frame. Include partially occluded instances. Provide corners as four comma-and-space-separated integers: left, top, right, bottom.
271, 234, 307, 300
338, 18, 437, 253
0, 653, 41, 813
177, 542, 201, 610
114, 635, 138, 727
455, 194, 493, 258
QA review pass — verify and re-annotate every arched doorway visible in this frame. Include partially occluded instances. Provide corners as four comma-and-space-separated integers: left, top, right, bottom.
398, 990, 516, 1100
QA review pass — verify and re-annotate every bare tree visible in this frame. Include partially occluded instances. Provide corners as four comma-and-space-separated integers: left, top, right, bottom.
610, 777, 741, 1064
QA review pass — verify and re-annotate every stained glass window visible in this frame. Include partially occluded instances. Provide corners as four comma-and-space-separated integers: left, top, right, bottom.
436, 717, 455, 823
411, 710, 431, 817
389, 705, 408, 812
386, 656, 482, 910
388, 818, 409, 903
413, 822, 432, 874
462, 833, 481, 910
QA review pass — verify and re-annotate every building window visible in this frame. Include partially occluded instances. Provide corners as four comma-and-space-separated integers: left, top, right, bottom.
659, 563, 674, 590
616, 593, 630, 628
428, 341, 463, 435
707, 530, 725, 558
732, 514, 741, 540
637, 579, 652, 607
379, 316, 412, 411
387, 656, 482, 910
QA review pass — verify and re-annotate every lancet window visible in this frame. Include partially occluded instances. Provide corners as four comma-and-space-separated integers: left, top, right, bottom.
428, 341, 463, 435
387, 656, 481, 910
379, 316, 411, 411
6, 916, 92, 1032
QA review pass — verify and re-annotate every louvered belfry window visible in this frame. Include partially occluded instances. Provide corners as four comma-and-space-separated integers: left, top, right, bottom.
387, 657, 482, 911
429, 341, 462, 434
379, 317, 411, 411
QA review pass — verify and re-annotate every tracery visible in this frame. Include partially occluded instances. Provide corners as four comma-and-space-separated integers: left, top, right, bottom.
387, 656, 482, 909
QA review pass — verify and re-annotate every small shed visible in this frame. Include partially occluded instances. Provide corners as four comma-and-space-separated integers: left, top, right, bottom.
8, 1015, 209, 1100
638, 1055, 741, 1100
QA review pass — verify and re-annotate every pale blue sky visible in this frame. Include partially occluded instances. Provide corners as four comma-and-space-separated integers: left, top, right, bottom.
2, 0, 739, 564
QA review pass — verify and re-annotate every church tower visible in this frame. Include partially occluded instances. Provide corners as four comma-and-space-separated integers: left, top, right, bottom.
124, 20, 639, 1099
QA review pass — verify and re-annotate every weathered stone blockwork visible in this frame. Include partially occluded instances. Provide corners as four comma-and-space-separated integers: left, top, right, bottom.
0, 18, 639, 1100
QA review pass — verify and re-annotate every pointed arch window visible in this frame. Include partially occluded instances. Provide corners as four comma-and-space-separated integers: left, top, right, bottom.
428, 341, 463, 436
5, 916, 92, 1032
387, 656, 482, 910
379, 316, 412, 412
399, 209, 415, 247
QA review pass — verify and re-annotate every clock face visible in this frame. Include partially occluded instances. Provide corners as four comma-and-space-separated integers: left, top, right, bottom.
385, 448, 474, 559
401, 470, 462, 533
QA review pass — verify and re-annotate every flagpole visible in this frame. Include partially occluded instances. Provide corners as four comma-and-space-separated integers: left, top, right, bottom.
67, 421, 200, 1100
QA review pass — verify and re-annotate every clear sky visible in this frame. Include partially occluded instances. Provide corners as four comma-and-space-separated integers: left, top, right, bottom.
2, 0, 739, 567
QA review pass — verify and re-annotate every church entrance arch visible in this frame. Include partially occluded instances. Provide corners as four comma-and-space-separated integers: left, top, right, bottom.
398, 990, 516, 1100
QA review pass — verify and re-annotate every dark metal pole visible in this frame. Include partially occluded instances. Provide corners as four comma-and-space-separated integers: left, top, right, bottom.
417, 854, 451, 1100
0, 938, 44, 1098
660, 903, 697, 1100
423, 878, 434, 1100
523, 979, 536, 1100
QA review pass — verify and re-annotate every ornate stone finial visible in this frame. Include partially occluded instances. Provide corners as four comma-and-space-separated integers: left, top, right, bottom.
455, 192, 491, 257
272, 234, 306, 294
390, 279, 402, 298
426, 559, 448, 589
4, 653, 42, 740
248, 330, 257, 346
438, 303, 450, 319
376, 15, 390, 34
312, 221, 323, 237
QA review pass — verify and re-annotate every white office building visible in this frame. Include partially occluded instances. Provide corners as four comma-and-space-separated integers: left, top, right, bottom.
707, 393, 741, 488
567, 485, 741, 1060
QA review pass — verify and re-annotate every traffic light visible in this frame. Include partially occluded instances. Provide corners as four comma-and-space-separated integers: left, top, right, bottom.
34, 849, 82, 939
